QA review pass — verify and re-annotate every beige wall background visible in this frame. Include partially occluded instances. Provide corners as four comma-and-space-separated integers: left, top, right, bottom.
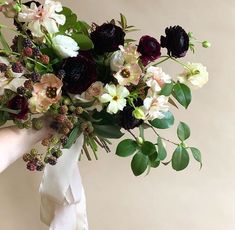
0, 0, 234, 229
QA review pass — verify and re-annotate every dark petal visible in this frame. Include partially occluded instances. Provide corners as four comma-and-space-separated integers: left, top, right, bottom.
8, 95, 29, 119
61, 55, 98, 94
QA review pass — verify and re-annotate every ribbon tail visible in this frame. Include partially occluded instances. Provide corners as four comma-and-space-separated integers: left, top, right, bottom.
39, 135, 89, 230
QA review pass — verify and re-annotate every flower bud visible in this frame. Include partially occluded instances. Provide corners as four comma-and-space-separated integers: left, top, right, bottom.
132, 107, 145, 120
202, 41, 211, 48
136, 137, 144, 145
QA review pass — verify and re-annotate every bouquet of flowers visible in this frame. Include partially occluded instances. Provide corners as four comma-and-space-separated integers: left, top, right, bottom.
0, 0, 210, 176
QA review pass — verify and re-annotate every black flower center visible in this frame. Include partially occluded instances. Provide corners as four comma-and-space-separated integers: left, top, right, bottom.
121, 69, 130, 78
46, 87, 57, 99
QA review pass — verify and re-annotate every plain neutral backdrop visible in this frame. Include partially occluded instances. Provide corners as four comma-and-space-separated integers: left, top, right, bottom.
0, 0, 234, 229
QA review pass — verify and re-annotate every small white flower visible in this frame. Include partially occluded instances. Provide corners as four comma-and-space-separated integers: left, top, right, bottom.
52, 35, 79, 58
99, 84, 130, 114
143, 95, 169, 120
18, 0, 65, 37
145, 66, 171, 92
178, 62, 208, 88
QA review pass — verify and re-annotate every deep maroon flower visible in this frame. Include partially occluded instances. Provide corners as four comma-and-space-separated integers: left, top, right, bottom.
90, 23, 125, 54
137, 35, 161, 66
160, 25, 189, 58
60, 55, 98, 94
119, 99, 143, 130
8, 95, 29, 119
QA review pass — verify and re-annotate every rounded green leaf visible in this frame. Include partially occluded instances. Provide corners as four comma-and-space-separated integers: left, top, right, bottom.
141, 141, 156, 156
173, 82, 192, 108
172, 146, 190, 171
157, 137, 167, 161
190, 147, 202, 168
131, 153, 148, 176
149, 111, 174, 129
116, 139, 138, 157
177, 122, 190, 141
159, 82, 174, 96
150, 160, 160, 168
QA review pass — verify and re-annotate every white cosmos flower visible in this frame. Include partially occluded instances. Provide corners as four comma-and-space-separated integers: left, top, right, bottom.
178, 62, 208, 88
52, 35, 79, 58
18, 0, 65, 37
145, 66, 171, 92
143, 95, 169, 120
99, 84, 130, 114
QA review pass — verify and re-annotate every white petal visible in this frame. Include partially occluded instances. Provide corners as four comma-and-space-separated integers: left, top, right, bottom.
99, 94, 112, 103
117, 86, 129, 98
107, 101, 119, 114
51, 12, 66, 25
105, 84, 116, 97
28, 20, 44, 37
116, 98, 126, 111
42, 18, 58, 34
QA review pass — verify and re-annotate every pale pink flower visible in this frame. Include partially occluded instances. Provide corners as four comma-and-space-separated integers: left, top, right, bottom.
114, 63, 142, 86
18, 0, 65, 37
29, 74, 63, 113
145, 66, 171, 93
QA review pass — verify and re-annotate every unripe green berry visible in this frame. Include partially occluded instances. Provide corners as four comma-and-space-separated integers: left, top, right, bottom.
32, 118, 43, 130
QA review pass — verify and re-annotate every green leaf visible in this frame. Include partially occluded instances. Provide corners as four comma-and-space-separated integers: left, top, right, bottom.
120, 13, 127, 29
0, 111, 7, 126
71, 33, 94, 50
172, 146, 190, 171
190, 147, 202, 168
141, 141, 156, 156
173, 82, 192, 108
93, 124, 124, 139
131, 153, 148, 176
149, 111, 174, 129
116, 139, 138, 157
159, 82, 174, 96
150, 160, 160, 168
59, 7, 77, 33
157, 137, 167, 161
63, 126, 82, 149
177, 122, 190, 141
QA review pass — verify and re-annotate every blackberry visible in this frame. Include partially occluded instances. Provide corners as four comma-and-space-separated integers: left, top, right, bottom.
24, 80, 33, 90
26, 161, 37, 171
40, 55, 50, 64
23, 38, 33, 48
0, 63, 8, 72
23, 47, 33, 57
11, 62, 23, 73
48, 156, 57, 165
60, 136, 68, 146
36, 162, 45, 171
32, 47, 40, 57
17, 86, 26, 95
30, 72, 41, 82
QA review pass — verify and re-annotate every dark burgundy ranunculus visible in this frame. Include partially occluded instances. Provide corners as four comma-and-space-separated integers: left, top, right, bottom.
8, 95, 29, 120
160, 25, 189, 58
60, 55, 98, 94
90, 23, 125, 54
137, 35, 161, 66
119, 99, 143, 130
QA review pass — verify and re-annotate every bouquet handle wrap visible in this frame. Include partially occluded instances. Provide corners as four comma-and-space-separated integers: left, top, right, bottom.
39, 134, 89, 230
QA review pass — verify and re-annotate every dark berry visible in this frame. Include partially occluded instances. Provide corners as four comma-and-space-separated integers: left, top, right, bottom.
48, 156, 57, 165
23, 153, 32, 162
36, 162, 45, 171
32, 47, 40, 57
23, 38, 33, 48
30, 72, 41, 82
0, 63, 8, 72
17, 86, 26, 95
60, 136, 68, 146
11, 62, 23, 73
27, 162, 37, 171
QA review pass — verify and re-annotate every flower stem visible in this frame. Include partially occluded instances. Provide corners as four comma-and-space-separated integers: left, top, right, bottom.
128, 129, 137, 141
150, 126, 178, 146
169, 57, 191, 71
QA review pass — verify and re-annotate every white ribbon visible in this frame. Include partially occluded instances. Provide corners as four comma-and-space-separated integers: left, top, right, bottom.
39, 135, 89, 230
